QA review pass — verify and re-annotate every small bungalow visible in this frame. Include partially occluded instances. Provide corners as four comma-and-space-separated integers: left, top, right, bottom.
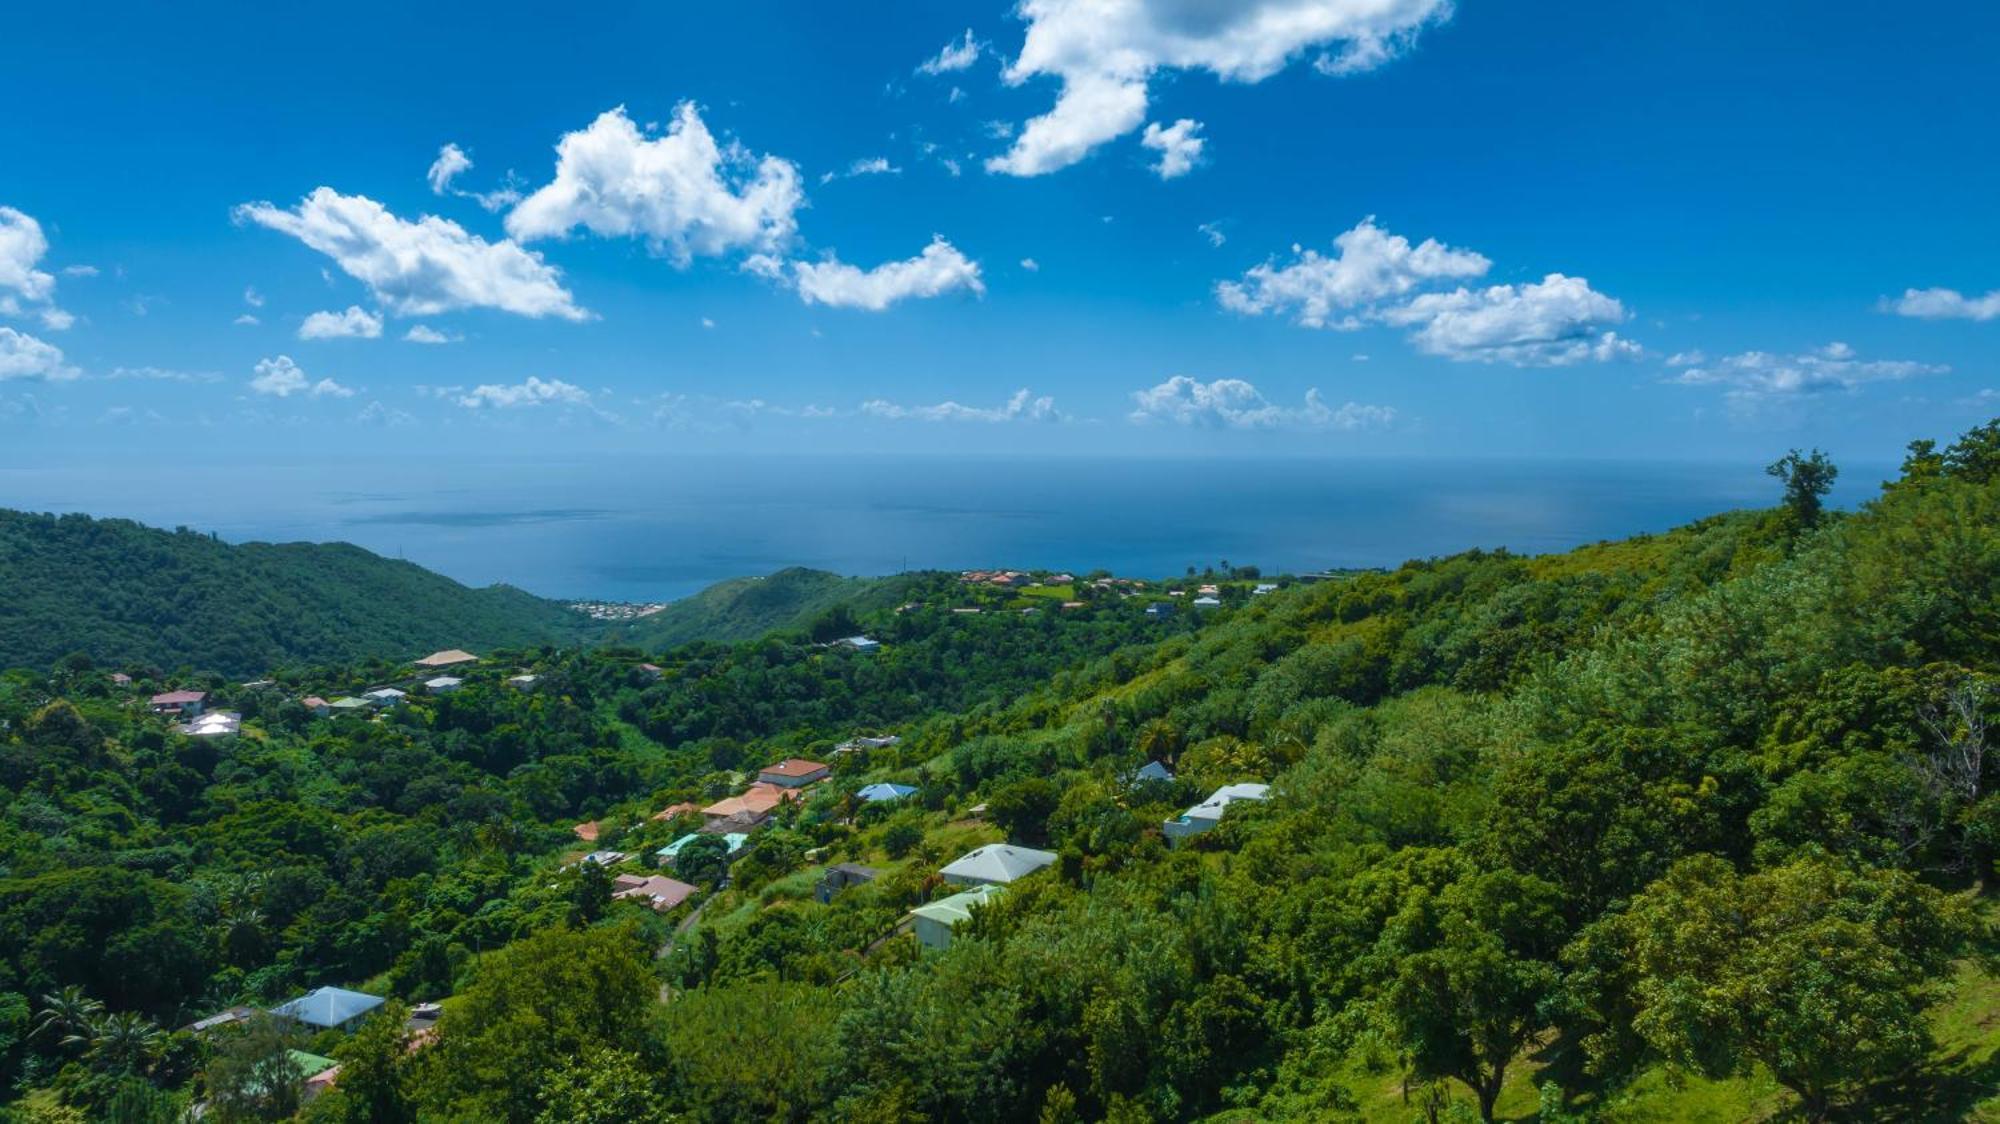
611, 873, 698, 912
638, 663, 665, 680
837, 635, 882, 653
657, 831, 749, 865
301, 696, 331, 717
300, 1053, 341, 1101
580, 849, 630, 867
507, 674, 540, 691
110, 672, 133, 687
177, 711, 242, 738
700, 786, 789, 831
1192, 596, 1222, 610
758, 758, 831, 788
816, 863, 878, 903
1134, 760, 1175, 783
329, 696, 372, 715
1253, 583, 1279, 596
271, 986, 385, 1032
185, 1006, 256, 1034
363, 687, 407, 707
833, 734, 901, 754
424, 676, 464, 694
857, 782, 918, 804
911, 884, 1005, 950
650, 801, 701, 823
1145, 603, 1173, 619
149, 690, 206, 716
414, 649, 479, 669
1164, 782, 1271, 844
940, 843, 1058, 887
572, 820, 602, 844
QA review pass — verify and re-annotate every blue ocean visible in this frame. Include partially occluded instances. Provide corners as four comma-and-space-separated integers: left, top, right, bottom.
0, 456, 1890, 601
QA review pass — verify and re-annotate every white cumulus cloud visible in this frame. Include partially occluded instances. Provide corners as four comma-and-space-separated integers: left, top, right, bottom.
1670, 342, 1946, 401
1886, 286, 2000, 322
919, 29, 985, 75
1221, 218, 1636, 366
236, 188, 587, 320
248, 355, 353, 398
298, 305, 383, 340
1128, 375, 1392, 430
506, 104, 803, 265
0, 327, 79, 381
428, 143, 474, 195
789, 236, 985, 311
1140, 118, 1205, 179
455, 375, 592, 409
403, 324, 457, 344
1219, 217, 1489, 327
988, 0, 1452, 176
861, 387, 1060, 423
1382, 275, 1639, 366
0, 206, 72, 331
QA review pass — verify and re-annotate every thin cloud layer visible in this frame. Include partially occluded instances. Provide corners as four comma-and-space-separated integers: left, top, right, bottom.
236, 188, 587, 321
506, 104, 803, 266
918, 29, 985, 75
990, 0, 1452, 176
861, 387, 1059, 422
456, 375, 592, 409
1129, 375, 1393, 430
1671, 342, 1945, 401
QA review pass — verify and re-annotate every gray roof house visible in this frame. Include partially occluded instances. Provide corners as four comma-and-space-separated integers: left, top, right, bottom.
940, 843, 1058, 887
911, 884, 1006, 950
1163, 782, 1270, 844
271, 986, 385, 1031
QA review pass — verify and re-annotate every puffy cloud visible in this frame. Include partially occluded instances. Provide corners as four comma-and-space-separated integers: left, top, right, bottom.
1140, 118, 1205, 179
918, 29, 985, 75
0, 327, 79, 381
989, 0, 1451, 176
1221, 218, 1636, 366
1886, 286, 2000, 322
0, 206, 71, 330
236, 188, 587, 320
1128, 375, 1393, 430
455, 375, 592, 409
1670, 342, 1946, 401
1020, 257, 1040, 272
298, 305, 383, 340
1218, 218, 1489, 328
861, 387, 1060, 422
789, 236, 985, 310
402, 324, 457, 344
428, 143, 473, 195
1382, 274, 1638, 366
505, 104, 802, 265
248, 355, 353, 398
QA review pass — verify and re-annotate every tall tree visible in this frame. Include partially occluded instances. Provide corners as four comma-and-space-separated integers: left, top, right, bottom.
1767, 448, 1839, 527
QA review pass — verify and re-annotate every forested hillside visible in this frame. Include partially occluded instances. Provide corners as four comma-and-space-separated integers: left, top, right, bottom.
0, 422, 1995, 1123
0, 510, 588, 675
608, 566, 917, 650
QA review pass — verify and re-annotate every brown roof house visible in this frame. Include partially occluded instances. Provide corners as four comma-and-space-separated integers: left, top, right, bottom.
149, 690, 206, 716
414, 649, 479, 669
757, 758, 830, 788
700, 785, 792, 832
611, 873, 698, 912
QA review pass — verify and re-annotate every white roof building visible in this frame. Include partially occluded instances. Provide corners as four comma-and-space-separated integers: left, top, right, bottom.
1164, 782, 1270, 844
940, 843, 1058, 886
424, 676, 464, 692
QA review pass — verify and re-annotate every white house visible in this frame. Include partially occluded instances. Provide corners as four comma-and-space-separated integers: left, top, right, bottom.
363, 687, 407, 707
424, 676, 463, 694
1192, 596, 1222, 610
1163, 782, 1270, 844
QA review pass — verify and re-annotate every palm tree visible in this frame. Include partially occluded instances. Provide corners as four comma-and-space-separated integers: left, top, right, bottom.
83, 1011, 163, 1074
33, 985, 102, 1045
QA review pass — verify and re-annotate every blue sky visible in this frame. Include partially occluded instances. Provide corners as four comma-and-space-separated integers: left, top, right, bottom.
2, 0, 1996, 466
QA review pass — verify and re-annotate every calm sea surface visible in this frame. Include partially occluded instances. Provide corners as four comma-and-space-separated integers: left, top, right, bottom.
0, 457, 1890, 601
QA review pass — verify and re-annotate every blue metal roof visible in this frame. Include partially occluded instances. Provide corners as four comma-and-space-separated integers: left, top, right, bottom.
858, 782, 918, 802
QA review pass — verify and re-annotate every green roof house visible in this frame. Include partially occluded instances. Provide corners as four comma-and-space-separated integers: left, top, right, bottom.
911, 884, 1005, 951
